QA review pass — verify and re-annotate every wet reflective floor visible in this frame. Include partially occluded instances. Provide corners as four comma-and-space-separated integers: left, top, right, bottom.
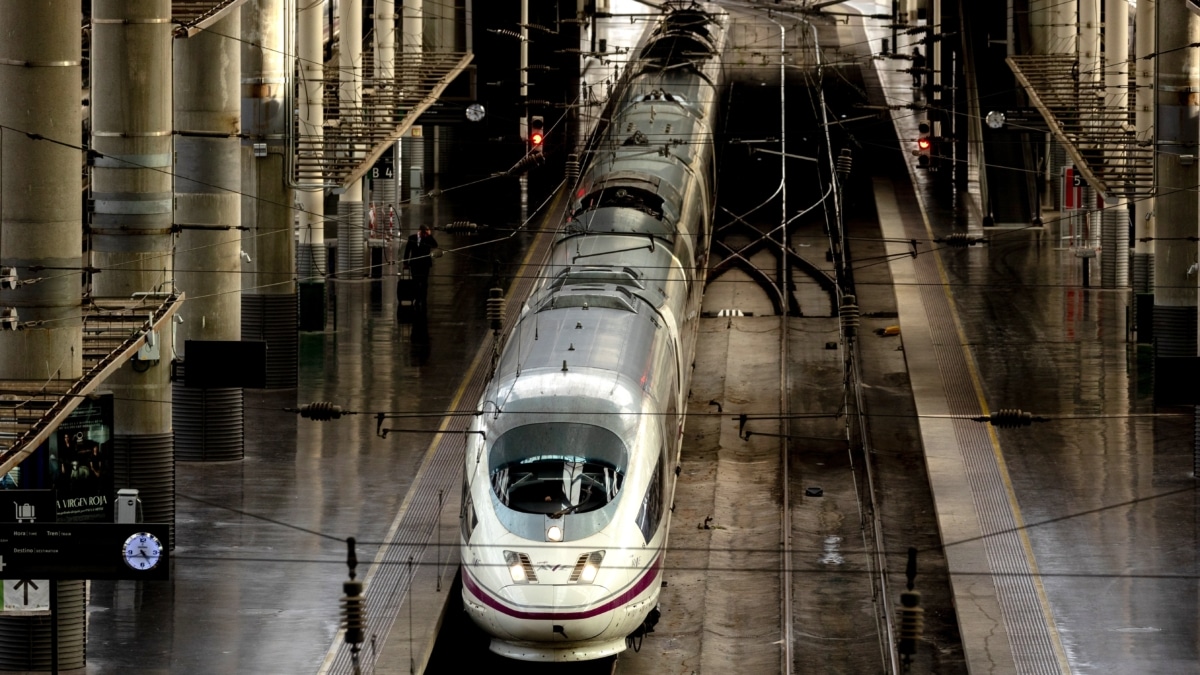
83, 180, 536, 675
850, 0, 1200, 669
945, 227, 1199, 674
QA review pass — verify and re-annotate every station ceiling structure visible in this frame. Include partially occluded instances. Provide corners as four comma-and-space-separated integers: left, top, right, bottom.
1007, 54, 1153, 200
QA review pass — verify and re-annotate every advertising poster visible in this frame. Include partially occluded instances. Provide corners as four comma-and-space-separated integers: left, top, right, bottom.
46, 394, 115, 522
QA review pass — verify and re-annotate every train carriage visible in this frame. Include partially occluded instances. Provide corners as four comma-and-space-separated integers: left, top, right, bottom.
460, 2, 728, 661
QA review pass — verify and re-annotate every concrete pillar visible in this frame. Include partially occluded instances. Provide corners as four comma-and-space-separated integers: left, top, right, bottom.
243, 0, 298, 387
1050, 0, 1077, 55
0, 3, 86, 669
372, 2, 399, 257
297, 0, 327, 330
375, 0, 396, 81
403, 0, 424, 56
0, 0, 83, 383
1153, 1, 1199, 356
1080, 0, 1100, 166
400, 0, 425, 237
91, 0, 177, 550
1105, 0, 1129, 111
173, 11, 245, 462
1133, 0, 1155, 295
1080, 0, 1100, 87
297, 0, 325, 284
1029, 0, 1051, 55
337, 0, 365, 278
1102, 0, 1130, 290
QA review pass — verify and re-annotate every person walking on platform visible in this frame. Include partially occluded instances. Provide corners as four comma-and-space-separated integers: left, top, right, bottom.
911, 47, 926, 89
403, 224, 439, 310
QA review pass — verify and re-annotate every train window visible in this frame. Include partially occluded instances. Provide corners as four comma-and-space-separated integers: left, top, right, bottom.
538, 292, 636, 314
575, 187, 665, 221
460, 481, 477, 544
490, 423, 628, 517
549, 266, 645, 292
635, 451, 667, 543
632, 89, 687, 105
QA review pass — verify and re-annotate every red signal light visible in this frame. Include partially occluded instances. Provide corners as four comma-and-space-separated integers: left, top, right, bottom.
917, 137, 931, 151
528, 115, 545, 150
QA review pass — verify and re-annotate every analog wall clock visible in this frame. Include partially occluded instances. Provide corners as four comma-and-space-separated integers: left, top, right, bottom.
122, 531, 163, 571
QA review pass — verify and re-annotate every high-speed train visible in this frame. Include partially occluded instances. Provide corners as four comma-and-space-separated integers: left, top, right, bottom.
459, 2, 728, 662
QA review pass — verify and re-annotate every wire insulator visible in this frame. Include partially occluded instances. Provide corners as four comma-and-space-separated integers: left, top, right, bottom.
839, 294, 860, 338
566, 154, 580, 182
941, 232, 981, 247
991, 408, 1033, 428
507, 152, 545, 176
487, 288, 506, 331
836, 148, 852, 178
444, 220, 479, 235
342, 579, 366, 645
299, 401, 343, 421
897, 589, 923, 657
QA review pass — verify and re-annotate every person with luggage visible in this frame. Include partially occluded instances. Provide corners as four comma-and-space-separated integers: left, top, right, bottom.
403, 224, 439, 310
911, 47, 926, 90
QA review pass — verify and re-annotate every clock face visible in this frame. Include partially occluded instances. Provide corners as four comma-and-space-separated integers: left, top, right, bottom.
985, 110, 1006, 129
123, 532, 163, 571
466, 103, 486, 122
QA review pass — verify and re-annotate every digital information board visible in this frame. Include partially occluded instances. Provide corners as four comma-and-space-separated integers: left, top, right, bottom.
0, 522, 170, 581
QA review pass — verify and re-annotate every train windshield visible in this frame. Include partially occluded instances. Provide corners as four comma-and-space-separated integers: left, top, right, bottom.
489, 423, 627, 516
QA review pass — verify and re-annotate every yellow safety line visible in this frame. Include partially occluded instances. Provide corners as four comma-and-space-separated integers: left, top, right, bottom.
908, 187, 1071, 672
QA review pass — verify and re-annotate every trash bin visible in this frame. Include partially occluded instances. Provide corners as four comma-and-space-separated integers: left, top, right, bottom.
298, 281, 326, 331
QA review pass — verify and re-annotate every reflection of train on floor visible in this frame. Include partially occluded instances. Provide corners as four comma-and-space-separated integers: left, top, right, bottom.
458, 2, 727, 663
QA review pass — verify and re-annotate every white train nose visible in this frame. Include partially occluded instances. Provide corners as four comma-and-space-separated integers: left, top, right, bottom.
494, 584, 614, 642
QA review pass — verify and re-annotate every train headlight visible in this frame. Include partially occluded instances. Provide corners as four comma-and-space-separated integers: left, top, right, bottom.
581, 561, 599, 583
546, 525, 563, 542
570, 550, 605, 584
504, 550, 536, 583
